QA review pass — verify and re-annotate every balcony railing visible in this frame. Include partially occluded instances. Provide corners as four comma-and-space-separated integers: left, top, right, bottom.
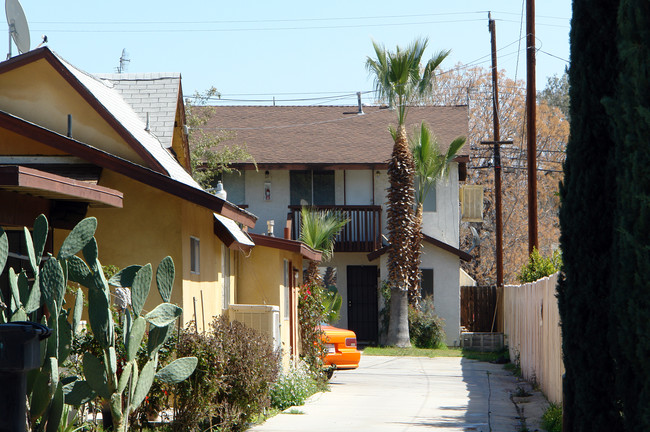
288, 205, 383, 253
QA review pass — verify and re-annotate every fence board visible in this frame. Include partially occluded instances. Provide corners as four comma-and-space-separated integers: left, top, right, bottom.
503, 273, 564, 404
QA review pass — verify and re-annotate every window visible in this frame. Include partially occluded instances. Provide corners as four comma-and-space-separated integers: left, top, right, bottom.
416, 182, 437, 212
190, 237, 200, 274
290, 170, 335, 206
421, 268, 434, 300
222, 245, 231, 309
221, 171, 246, 205
283, 260, 290, 320
460, 185, 484, 222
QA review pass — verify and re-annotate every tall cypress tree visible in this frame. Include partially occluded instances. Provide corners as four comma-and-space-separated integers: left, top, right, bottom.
558, 0, 623, 430
609, 0, 650, 428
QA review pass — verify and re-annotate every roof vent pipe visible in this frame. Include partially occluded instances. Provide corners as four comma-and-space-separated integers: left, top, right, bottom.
67, 114, 72, 137
145, 112, 151, 132
357, 92, 364, 115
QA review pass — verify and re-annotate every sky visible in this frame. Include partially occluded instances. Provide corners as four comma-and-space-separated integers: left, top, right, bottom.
9, 0, 571, 106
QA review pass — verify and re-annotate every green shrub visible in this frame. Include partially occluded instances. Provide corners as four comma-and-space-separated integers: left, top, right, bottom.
518, 247, 562, 283
173, 315, 280, 432
408, 297, 446, 348
270, 361, 322, 410
541, 403, 562, 432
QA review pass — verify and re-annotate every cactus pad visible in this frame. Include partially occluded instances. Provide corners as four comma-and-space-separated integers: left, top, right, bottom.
145, 303, 182, 327
58, 217, 97, 260
155, 357, 198, 384
131, 264, 153, 317
156, 256, 174, 302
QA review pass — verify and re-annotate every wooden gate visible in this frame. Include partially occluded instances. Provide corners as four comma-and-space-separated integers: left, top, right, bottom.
461, 285, 499, 332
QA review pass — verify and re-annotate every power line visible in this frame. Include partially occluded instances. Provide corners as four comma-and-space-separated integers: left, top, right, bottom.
32, 11, 490, 26
33, 18, 487, 33
538, 50, 569, 63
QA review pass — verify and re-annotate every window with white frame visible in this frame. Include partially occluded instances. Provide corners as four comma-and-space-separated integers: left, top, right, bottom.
190, 237, 200, 274
222, 245, 231, 309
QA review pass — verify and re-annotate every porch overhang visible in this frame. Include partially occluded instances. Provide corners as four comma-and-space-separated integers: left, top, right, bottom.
248, 233, 322, 261
0, 165, 123, 208
213, 213, 255, 253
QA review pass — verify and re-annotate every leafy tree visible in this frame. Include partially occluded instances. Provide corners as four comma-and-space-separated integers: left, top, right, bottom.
429, 65, 568, 285
186, 88, 256, 189
299, 207, 348, 286
409, 122, 465, 302
366, 38, 449, 347
557, 0, 623, 429
538, 69, 570, 121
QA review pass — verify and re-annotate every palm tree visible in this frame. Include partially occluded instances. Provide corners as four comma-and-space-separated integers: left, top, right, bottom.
409, 122, 466, 304
299, 207, 348, 286
366, 38, 449, 347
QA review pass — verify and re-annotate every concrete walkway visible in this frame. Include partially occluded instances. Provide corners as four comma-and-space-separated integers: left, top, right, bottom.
249, 355, 548, 432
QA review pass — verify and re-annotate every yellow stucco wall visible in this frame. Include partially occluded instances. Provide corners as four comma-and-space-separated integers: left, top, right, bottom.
0, 128, 67, 155
0, 58, 144, 164
237, 245, 304, 368
180, 200, 225, 332
50, 170, 225, 329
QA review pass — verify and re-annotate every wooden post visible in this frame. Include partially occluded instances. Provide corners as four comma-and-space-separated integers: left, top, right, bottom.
526, 0, 539, 253
193, 297, 198, 334
200, 290, 206, 334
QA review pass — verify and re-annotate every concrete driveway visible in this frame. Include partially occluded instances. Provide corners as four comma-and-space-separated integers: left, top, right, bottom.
249, 355, 547, 432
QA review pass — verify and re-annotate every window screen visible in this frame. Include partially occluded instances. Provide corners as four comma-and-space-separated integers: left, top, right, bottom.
421, 268, 434, 299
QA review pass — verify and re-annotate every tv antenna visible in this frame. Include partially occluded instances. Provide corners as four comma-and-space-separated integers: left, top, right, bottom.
5, 0, 30, 59
116, 48, 130, 73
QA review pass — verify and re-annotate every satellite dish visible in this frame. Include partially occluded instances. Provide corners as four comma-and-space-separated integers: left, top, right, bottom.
5, 0, 30, 58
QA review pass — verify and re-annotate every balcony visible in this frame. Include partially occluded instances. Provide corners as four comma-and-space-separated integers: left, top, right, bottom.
288, 205, 383, 253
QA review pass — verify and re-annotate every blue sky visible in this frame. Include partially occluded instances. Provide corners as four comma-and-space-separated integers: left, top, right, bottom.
12, 0, 571, 105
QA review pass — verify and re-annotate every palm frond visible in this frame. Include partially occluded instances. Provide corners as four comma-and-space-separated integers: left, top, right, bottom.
367, 37, 449, 126
411, 122, 465, 205
300, 207, 349, 262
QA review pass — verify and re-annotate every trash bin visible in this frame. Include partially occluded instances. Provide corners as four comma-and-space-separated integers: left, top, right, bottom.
0, 321, 51, 432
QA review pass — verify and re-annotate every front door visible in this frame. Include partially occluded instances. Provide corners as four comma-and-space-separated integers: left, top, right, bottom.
347, 265, 378, 345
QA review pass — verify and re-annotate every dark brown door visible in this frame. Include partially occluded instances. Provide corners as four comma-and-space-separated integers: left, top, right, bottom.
347, 265, 378, 345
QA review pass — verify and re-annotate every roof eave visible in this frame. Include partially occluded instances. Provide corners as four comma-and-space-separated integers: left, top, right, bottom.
0, 110, 257, 228
0, 47, 168, 175
248, 233, 322, 261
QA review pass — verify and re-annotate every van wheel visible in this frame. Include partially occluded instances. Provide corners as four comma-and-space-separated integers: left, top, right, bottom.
326, 369, 334, 380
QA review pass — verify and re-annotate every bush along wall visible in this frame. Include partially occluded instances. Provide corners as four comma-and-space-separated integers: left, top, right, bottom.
173, 315, 280, 432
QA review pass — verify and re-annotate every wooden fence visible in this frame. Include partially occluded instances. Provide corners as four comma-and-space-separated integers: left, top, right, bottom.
503, 273, 564, 404
461, 285, 498, 332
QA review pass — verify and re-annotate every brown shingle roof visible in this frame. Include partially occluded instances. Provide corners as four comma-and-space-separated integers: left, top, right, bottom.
194, 105, 468, 167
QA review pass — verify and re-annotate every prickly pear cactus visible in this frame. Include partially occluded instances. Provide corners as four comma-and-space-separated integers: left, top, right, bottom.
0, 214, 87, 432
0, 215, 197, 432
61, 234, 196, 432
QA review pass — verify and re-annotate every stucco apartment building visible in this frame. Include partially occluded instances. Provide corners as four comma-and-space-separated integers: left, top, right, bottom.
197, 104, 473, 346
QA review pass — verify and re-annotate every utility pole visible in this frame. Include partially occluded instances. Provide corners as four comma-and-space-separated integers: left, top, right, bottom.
482, 14, 512, 289
526, 0, 538, 253
482, 14, 512, 333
